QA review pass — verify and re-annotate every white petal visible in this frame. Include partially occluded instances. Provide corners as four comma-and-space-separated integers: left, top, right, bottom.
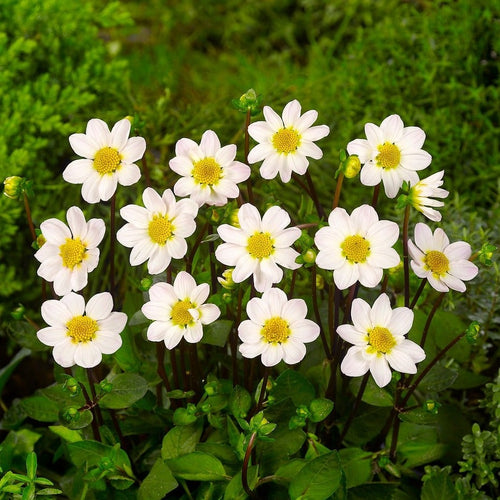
333, 262, 359, 290
261, 344, 284, 367
200, 130, 221, 157
370, 294, 392, 327
147, 321, 168, 342
385, 349, 417, 374
337, 324, 366, 346
282, 100, 301, 127
351, 298, 372, 332
63, 159, 94, 184
282, 340, 306, 365
360, 162, 382, 187
98, 312, 128, 333
200, 304, 221, 324
263, 106, 284, 131
449, 261, 478, 281
388, 307, 414, 336
41, 219, 71, 245
346, 139, 372, 163
143, 187, 166, 213
246, 296, 271, 324
358, 263, 383, 288
121, 137, 146, 163
37, 327, 65, 346
74, 342, 102, 368
94, 332, 122, 354
340, 347, 369, 377
86, 292, 113, 320
248, 121, 274, 143
110, 119, 131, 150
445, 241, 472, 261
380, 115, 404, 143
53, 342, 77, 368
173, 271, 197, 298
86, 119, 110, 147
369, 356, 392, 387
238, 203, 262, 233
69, 133, 98, 159
117, 163, 141, 186
81, 173, 104, 204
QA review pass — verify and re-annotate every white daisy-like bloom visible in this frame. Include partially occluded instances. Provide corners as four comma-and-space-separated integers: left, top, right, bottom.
63, 118, 146, 203
247, 99, 330, 183
116, 188, 198, 275
215, 203, 301, 293
408, 170, 449, 222
347, 114, 432, 198
408, 223, 478, 292
37, 292, 127, 368
338, 294, 425, 388
169, 130, 251, 207
238, 288, 320, 367
141, 271, 221, 349
34, 206, 105, 296
314, 205, 400, 290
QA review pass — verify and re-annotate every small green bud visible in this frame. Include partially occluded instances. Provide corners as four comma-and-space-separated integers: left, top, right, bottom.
231, 89, 261, 115
315, 273, 325, 291
34, 230, 46, 250
343, 155, 361, 178
61, 406, 80, 423
296, 405, 311, 419
229, 209, 240, 228
466, 321, 481, 344
64, 377, 80, 395
289, 415, 306, 429
424, 399, 441, 414
218, 269, 236, 290
99, 380, 113, 393
139, 277, 153, 292
98, 457, 113, 471
204, 381, 218, 396
186, 403, 197, 415
210, 208, 221, 223
478, 242, 496, 267
302, 249, 316, 265
10, 303, 26, 320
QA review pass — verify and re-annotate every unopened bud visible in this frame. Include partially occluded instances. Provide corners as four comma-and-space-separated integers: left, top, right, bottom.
303, 249, 316, 264
424, 399, 441, 414
61, 406, 80, 423
218, 269, 236, 290
140, 277, 153, 292
229, 209, 240, 228
315, 274, 325, 290
99, 380, 113, 393
3, 176, 24, 200
466, 321, 481, 344
343, 156, 361, 178
11, 304, 26, 320
64, 377, 80, 395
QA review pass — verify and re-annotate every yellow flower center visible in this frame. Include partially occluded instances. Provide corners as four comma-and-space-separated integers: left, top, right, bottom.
340, 235, 370, 263
148, 215, 174, 245
59, 238, 87, 269
247, 232, 274, 259
376, 142, 401, 170
192, 157, 222, 185
261, 317, 290, 344
424, 250, 449, 277
171, 299, 195, 327
66, 316, 98, 344
93, 147, 121, 175
367, 326, 396, 354
272, 128, 301, 154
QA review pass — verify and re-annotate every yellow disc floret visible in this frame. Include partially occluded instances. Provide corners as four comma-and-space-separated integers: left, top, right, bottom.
59, 238, 87, 269
272, 128, 301, 154
93, 147, 121, 175
247, 232, 274, 259
261, 317, 290, 344
367, 326, 396, 354
192, 158, 222, 185
148, 215, 174, 245
376, 142, 401, 170
341, 235, 370, 263
171, 299, 195, 327
66, 315, 98, 343
424, 250, 449, 277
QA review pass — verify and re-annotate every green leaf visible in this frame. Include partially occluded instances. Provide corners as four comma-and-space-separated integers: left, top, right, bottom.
421, 469, 458, 500
229, 385, 252, 418
202, 320, 232, 347
309, 398, 334, 422
196, 443, 238, 464
289, 451, 343, 500
0, 348, 30, 396
25, 452, 37, 480
99, 373, 149, 409
21, 396, 59, 422
35, 488, 63, 496
223, 465, 259, 500
419, 365, 458, 392
398, 408, 438, 425
165, 451, 228, 481
137, 458, 178, 500
48, 426, 82, 443
161, 422, 203, 459
350, 377, 393, 407
347, 483, 398, 499
275, 459, 306, 482
67, 441, 112, 467
338, 448, 372, 489
259, 427, 306, 473
272, 369, 316, 406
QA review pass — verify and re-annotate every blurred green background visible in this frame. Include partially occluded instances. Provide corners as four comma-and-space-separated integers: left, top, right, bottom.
1, 0, 499, 328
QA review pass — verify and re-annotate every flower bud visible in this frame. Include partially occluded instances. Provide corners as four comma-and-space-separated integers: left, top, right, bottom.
61, 406, 80, 424
343, 156, 361, 178
231, 88, 261, 115
64, 377, 80, 395
302, 249, 316, 265
139, 277, 153, 292
424, 399, 441, 414
229, 209, 240, 228
315, 273, 325, 291
3, 176, 24, 200
10, 303, 26, 320
99, 380, 113, 393
466, 321, 481, 344
218, 269, 236, 290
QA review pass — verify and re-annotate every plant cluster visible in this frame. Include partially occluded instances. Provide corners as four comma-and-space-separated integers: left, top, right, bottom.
1, 88, 496, 499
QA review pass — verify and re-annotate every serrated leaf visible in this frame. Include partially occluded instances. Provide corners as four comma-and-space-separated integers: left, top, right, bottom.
99, 373, 148, 409
421, 469, 458, 500
289, 451, 343, 500
165, 451, 227, 481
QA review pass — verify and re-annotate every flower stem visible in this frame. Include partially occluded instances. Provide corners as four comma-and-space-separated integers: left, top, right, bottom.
109, 194, 117, 301
332, 172, 344, 210
141, 154, 152, 188
244, 109, 254, 205
311, 266, 329, 358
419, 292, 445, 350
305, 170, 326, 220
402, 205, 411, 307
87, 368, 103, 426
79, 381, 101, 441
156, 342, 172, 405
371, 184, 380, 208
410, 280, 427, 309
339, 372, 370, 443
255, 369, 269, 415
241, 431, 258, 499
23, 192, 36, 242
